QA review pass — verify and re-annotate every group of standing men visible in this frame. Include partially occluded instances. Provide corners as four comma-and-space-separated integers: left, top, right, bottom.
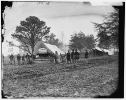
66, 49, 80, 64
7, 49, 89, 65
9, 53, 31, 65
50, 50, 80, 64
66, 49, 89, 64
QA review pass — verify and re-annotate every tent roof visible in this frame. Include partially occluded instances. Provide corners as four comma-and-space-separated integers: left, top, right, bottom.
33, 41, 65, 55
103, 49, 110, 52
93, 47, 111, 52
44, 43, 64, 55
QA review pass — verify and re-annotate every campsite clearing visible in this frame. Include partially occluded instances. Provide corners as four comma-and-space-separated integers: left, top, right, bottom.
2, 55, 118, 98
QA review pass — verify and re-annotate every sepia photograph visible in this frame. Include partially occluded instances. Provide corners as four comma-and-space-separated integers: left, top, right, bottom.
1, 1, 124, 98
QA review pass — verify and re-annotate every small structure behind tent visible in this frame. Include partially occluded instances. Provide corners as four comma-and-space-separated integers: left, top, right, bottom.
91, 47, 110, 56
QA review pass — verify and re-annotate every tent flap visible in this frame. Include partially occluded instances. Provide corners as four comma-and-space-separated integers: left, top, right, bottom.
44, 43, 65, 54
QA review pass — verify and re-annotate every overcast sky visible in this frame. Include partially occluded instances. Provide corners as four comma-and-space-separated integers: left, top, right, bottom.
3, 1, 116, 44
3, 1, 122, 56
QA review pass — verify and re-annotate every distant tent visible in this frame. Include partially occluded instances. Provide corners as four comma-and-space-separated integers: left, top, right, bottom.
33, 41, 65, 55
90, 50, 102, 56
93, 47, 114, 55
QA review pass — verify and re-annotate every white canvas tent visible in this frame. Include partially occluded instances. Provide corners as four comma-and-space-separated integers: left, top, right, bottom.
33, 41, 65, 55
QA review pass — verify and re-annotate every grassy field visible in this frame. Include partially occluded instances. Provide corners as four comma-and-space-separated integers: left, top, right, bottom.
2, 55, 118, 98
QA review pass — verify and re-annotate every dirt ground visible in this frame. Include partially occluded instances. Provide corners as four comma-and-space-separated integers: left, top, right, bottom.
2, 55, 118, 98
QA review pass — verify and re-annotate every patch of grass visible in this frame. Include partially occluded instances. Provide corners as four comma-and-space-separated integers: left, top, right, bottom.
2, 56, 118, 98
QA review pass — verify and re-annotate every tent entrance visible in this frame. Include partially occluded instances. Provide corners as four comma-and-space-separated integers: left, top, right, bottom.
38, 48, 48, 54
37, 53, 50, 58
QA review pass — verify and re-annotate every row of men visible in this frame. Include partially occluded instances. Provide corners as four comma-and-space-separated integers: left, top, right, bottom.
53, 49, 89, 64
3, 49, 89, 65
66, 49, 79, 63
66, 49, 89, 63
8, 53, 31, 65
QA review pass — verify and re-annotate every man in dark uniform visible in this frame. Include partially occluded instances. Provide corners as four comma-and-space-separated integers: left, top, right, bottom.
26, 53, 30, 64
75, 49, 79, 63
66, 50, 71, 64
71, 49, 75, 63
9, 54, 12, 65
85, 50, 89, 58
22, 54, 25, 65
9, 54, 15, 65
49, 53, 55, 63
17, 54, 21, 65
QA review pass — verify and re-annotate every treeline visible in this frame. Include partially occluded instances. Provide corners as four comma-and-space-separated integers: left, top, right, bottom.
69, 8, 119, 52
69, 31, 95, 52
